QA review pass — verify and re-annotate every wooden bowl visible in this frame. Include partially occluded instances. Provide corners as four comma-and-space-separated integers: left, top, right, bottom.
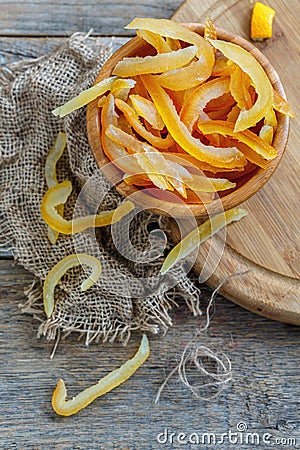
87, 24, 289, 218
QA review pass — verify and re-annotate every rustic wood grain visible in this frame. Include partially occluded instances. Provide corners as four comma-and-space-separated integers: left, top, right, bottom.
1, 0, 300, 448
0, 260, 300, 449
0, 0, 182, 37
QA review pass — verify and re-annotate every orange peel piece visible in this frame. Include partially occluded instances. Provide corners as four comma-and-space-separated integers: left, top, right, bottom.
251, 2, 276, 41
43, 253, 102, 318
180, 77, 230, 132
197, 119, 277, 160
209, 39, 273, 132
125, 18, 214, 60
52, 334, 150, 416
141, 74, 245, 169
45, 132, 66, 244
112, 45, 198, 77
101, 95, 144, 174
41, 180, 135, 234
157, 54, 214, 91
115, 97, 173, 149
129, 94, 164, 130
106, 124, 186, 196
230, 66, 253, 111
272, 89, 295, 118
52, 76, 116, 117
161, 207, 248, 274
137, 29, 172, 53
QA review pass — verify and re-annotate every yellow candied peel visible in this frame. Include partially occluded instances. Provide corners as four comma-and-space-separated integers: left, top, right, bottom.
161, 207, 248, 274
41, 180, 135, 234
43, 253, 102, 318
52, 335, 150, 416
52, 76, 116, 117
112, 45, 198, 77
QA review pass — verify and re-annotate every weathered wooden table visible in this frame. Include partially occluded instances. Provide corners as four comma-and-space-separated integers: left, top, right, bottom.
0, 1, 299, 449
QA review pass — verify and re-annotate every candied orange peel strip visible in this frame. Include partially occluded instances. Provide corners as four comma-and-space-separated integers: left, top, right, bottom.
115, 98, 174, 149
112, 45, 198, 77
141, 74, 246, 169
180, 77, 230, 132
52, 76, 116, 117
41, 180, 135, 234
209, 39, 273, 132
136, 29, 172, 53
106, 124, 187, 196
45, 132, 66, 244
198, 120, 277, 160
52, 334, 150, 416
130, 94, 164, 130
272, 89, 295, 118
161, 207, 248, 274
157, 54, 214, 91
125, 18, 214, 60
43, 253, 102, 318
101, 95, 142, 174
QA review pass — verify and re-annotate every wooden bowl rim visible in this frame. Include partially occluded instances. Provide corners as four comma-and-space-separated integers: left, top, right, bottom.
87, 23, 289, 218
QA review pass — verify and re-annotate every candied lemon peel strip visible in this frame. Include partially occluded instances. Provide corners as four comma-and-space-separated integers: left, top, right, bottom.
209, 39, 273, 133
161, 207, 248, 274
43, 254, 102, 318
52, 334, 150, 416
52, 76, 116, 117
41, 180, 135, 234
45, 132, 66, 244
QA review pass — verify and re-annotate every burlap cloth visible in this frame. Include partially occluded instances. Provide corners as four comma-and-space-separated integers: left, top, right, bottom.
0, 33, 202, 345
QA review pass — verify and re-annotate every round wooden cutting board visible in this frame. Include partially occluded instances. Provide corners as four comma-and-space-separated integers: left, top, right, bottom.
169, 0, 300, 324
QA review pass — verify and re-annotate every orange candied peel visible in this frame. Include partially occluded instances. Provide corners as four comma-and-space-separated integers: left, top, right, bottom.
251, 2, 276, 41
141, 74, 246, 169
52, 335, 150, 416
112, 45, 198, 77
209, 39, 273, 132
43, 253, 102, 318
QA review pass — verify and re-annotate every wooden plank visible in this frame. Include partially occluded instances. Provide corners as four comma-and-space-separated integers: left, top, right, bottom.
0, 0, 182, 37
0, 259, 299, 448
0, 36, 128, 67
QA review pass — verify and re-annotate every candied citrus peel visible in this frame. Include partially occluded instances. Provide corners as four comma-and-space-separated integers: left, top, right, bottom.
113, 45, 198, 77
45, 132, 66, 244
180, 77, 230, 132
52, 76, 116, 117
209, 39, 273, 132
115, 97, 174, 149
52, 334, 150, 416
161, 207, 248, 274
251, 2, 276, 41
129, 94, 164, 130
125, 18, 214, 60
43, 253, 102, 318
141, 74, 246, 169
197, 120, 277, 160
41, 180, 135, 234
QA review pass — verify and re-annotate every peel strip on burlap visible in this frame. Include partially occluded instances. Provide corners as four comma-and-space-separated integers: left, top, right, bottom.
0, 33, 202, 345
